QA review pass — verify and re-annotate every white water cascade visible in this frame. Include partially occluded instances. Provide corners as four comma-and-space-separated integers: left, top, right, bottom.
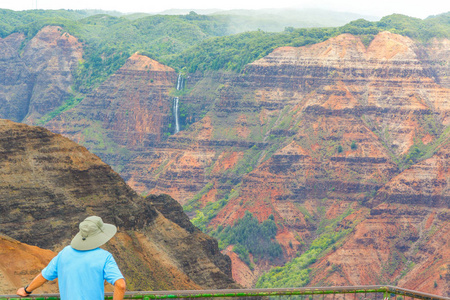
173, 97, 180, 133
173, 73, 184, 134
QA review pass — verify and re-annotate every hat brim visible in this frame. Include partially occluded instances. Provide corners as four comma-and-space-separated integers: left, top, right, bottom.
70, 223, 117, 251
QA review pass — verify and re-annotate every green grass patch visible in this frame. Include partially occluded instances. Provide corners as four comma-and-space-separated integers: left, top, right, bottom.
37, 94, 84, 125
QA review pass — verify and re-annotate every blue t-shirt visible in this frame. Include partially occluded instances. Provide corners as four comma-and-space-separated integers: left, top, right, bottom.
42, 246, 124, 300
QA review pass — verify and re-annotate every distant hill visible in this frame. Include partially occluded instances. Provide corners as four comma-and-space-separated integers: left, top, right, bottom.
158, 9, 224, 15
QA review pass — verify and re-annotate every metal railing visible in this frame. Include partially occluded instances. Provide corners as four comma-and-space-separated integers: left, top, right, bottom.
1, 286, 449, 300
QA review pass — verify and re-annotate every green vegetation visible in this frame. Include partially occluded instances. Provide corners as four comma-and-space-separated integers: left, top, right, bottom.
256, 208, 354, 288
233, 244, 253, 268
191, 205, 283, 267
0, 9, 90, 38
69, 13, 234, 92
184, 181, 215, 212
166, 28, 342, 73
191, 198, 229, 231
0, 9, 237, 96
232, 145, 263, 176
400, 138, 437, 170
2, 9, 449, 97
211, 211, 283, 263
189, 185, 240, 231
37, 94, 84, 125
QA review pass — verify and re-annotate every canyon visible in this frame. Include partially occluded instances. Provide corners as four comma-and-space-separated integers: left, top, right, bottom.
1, 23, 449, 294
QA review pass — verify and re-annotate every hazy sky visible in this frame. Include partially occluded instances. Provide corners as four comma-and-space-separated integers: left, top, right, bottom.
0, 0, 449, 19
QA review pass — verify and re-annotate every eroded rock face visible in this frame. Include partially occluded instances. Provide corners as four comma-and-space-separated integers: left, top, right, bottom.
263, 128, 450, 291
202, 32, 448, 233
155, 32, 449, 289
113, 32, 450, 210
0, 119, 149, 248
309, 201, 450, 295
0, 26, 82, 124
375, 143, 450, 207
47, 53, 176, 147
0, 119, 238, 293
21, 26, 83, 123
0, 33, 33, 122
33, 31, 450, 290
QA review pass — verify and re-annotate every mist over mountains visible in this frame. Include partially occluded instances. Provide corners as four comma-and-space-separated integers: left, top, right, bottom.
157, 8, 379, 32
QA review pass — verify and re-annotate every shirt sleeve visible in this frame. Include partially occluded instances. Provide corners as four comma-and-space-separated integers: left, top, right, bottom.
41, 252, 60, 281
104, 254, 124, 285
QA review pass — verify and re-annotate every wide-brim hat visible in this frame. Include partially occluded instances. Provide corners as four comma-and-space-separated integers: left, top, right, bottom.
71, 216, 117, 251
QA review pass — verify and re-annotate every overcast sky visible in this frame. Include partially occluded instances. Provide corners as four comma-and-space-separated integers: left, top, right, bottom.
0, 0, 449, 19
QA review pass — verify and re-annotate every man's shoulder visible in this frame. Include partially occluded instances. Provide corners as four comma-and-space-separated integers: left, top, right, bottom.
97, 248, 113, 256
89, 247, 114, 259
57, 245, 72, 256
61, 246, 112, 257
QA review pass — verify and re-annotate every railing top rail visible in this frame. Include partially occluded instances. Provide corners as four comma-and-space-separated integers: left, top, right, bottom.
1, 285, 449, 300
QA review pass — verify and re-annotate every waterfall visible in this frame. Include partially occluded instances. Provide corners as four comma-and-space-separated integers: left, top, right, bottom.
173, 97, 180, 133
176, 73, 183, 91
173, 73, 183, 134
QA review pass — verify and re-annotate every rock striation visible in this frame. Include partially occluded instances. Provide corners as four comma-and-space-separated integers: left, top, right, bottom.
375, 142, 450, 207
129, 32, 449, 289
0, 119, 238, 294
210, 33, 450, 288
0, 26, 82, 124
45, 53, 178, 177
310, 193, 450, 294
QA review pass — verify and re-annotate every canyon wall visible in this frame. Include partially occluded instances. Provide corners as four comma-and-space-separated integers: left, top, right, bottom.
45, 31, 450, 290
1, 25, 450, 293
0, 26, 82, 123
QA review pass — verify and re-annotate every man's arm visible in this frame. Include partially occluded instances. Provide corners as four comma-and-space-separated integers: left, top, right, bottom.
113, 278, 126, 300
16, 273, 48, 297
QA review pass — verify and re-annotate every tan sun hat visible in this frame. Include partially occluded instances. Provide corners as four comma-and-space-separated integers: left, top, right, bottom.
71, 216, 117, 251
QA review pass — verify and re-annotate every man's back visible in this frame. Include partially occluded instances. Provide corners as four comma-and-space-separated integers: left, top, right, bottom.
17, 216, 125, 300
42, 246, 123, 300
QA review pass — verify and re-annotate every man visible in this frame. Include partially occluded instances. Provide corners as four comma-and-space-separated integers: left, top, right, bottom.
17, 216, 126, 300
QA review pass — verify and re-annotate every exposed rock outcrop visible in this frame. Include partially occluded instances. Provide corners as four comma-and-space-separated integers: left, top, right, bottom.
47, 53, 176, 148
309, 201, 450, 295
374, 142, 450, 207
0, 26, 82, 124
0, 33, 33, 122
